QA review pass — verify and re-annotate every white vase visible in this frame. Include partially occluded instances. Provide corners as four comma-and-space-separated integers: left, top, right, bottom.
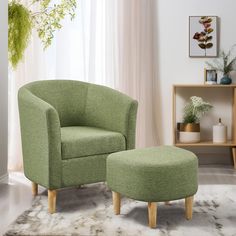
213, 119, 227, 143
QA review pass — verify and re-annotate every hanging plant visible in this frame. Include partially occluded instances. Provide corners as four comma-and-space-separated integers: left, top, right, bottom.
8, 0, 77, 68
8, 2, 33, 68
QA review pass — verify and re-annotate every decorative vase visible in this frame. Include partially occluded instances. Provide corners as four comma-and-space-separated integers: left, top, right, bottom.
179, 123, 200, 143
213, 118, 227, 143
220, 75, 232, 85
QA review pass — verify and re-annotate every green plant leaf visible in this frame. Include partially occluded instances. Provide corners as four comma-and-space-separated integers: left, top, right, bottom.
205, 46, 236, 75
8, 2, 33, 68
8, 0, 77, 67
205, 61, 224, 72
183, 96, 213, 123
225, 56, 236, 74
33, 0, 77, 49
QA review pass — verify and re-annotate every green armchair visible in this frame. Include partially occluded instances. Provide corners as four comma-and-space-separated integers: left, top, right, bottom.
18, 80, 138, 213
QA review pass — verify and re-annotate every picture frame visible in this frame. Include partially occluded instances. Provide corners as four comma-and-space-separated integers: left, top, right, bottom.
204, 69, 217, 84
189, 16, 218, 57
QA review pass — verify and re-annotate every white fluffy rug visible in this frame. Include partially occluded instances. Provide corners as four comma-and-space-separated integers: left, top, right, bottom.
4, 183, 236, 236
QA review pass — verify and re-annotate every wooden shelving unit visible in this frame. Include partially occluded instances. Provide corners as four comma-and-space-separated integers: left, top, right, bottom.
173, 84, 236, 169
175, 140, 236, 147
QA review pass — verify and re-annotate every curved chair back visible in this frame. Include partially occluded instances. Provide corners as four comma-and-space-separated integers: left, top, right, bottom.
23, 80, 89, 127
20, 80, 138, 149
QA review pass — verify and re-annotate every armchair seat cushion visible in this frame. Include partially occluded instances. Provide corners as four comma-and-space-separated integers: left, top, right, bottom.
61, 126, 126, 159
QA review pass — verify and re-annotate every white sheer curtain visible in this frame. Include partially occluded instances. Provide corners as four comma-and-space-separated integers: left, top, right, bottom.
8, 0, 159, 170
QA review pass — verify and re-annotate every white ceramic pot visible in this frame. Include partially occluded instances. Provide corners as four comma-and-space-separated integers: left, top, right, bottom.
179, 123, 200, 143
179, 131, 200, 143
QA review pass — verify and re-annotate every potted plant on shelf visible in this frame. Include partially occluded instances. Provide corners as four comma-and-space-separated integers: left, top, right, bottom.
179, 96, 213, 143
206, 45, 236, 85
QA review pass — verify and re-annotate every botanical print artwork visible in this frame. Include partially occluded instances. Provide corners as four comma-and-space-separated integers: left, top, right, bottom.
189, 16, 218, 57
193, 17, 214, 55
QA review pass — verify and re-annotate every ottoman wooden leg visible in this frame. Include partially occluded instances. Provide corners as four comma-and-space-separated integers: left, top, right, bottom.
185, 196, 194, 220
112, 191, 121, 215
48, 190, 57, 214
148, 202, 157, 228
32, 182, 38, 196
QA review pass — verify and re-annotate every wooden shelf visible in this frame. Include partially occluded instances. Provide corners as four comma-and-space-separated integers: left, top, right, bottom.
172, 83, 236, 169
175, 140, 236, 147
173, 84, 236, 88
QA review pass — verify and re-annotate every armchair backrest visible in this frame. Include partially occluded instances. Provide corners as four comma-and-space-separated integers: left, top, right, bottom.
84, 83, 136, 140
24, 80, 89, 127
21, 80, 138, 149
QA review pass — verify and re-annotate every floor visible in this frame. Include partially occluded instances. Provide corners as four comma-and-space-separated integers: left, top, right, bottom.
0, 172, 44, 235
0, 166, 236, 236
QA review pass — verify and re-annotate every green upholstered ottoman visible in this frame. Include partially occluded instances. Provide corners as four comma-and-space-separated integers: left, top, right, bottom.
106, 146, 198, 228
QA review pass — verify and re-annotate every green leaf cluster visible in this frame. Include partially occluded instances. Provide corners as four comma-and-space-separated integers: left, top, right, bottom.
8, 1, 33, 68
183, 96, 213, 124
33, 0, 77, 48
206, 45, 236, 76
8, 0, 77, 68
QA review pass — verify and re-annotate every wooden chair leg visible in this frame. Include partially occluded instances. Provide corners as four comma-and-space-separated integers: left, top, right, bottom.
32, 182, 38, 196
48, 190, 57, 214
148, 202, 157, 228
185, 196, 194, 220
231, 147, 236, 169
112, 191, 121, 215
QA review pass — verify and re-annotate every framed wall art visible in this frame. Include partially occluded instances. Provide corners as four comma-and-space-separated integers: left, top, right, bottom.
189, 16, 218, 57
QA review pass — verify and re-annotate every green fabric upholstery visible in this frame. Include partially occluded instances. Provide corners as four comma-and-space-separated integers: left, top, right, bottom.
62, 154, 107, 187
18, 89, 62, 189
84, 84, 138, 149
61, 126, 126, 159
18, 80, 138, 190
25, 80, 89, 127
107, 146, 198, 202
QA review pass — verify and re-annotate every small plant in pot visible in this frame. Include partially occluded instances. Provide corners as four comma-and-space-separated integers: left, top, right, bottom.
206, 45, 236, 85
179, 96, 213, 143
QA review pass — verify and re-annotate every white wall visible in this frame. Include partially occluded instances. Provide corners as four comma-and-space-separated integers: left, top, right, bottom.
156, 0, 236, 164
0, 0, 8, 182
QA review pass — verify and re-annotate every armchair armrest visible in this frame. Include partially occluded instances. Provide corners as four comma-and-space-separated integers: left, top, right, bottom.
18, 88, 61, 189
85, 84, 138, 149
126, 99, 138, 149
